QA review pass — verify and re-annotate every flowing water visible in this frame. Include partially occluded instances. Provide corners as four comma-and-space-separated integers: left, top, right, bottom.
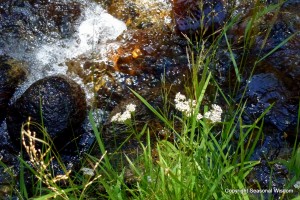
0, 0, 176, 143
1, 0, 129, 102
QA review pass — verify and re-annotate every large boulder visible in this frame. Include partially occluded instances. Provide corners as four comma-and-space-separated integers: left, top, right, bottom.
0, 57, 27, 121
6, 75, 87, 151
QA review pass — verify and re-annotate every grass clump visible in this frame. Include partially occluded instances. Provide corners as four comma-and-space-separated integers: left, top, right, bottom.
120, 50, 262, 199
18, 119, 106, 200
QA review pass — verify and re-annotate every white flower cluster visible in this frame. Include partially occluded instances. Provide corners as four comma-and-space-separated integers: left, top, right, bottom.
174, 92, 197, 117
203, 104, 223, 123
174, 92, 222, 123
111, 103, 136, 123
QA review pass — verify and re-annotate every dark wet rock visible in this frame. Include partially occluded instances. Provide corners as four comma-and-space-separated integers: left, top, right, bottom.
227, 0, 299, 55
172, 0, 229, 37
6, 75, 87, 152
237, 2, 300, 140
0, 0, 81, 42
240, 73, 298, 137
212, 0, 300, 139
262, 4, 300, 130
246, 136, 294, 199
250, 135, 282, 162
255, 6, 300, 90
254, 1, 300, 55
247, 162, 290, 199
93, 63, 189, 111
208, 2, 300, 196
0, 57, 27, 121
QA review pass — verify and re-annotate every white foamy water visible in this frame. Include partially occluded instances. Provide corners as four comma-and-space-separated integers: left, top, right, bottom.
35, 4, 126, 67
10, 1, 127, 101
3, 0, 174, 104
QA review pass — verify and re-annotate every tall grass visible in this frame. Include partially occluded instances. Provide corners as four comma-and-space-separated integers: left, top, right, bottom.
120, 42, 263, 199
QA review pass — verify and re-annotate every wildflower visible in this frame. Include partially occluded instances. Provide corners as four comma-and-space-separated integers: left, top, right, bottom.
174, 92, 196, 116
126, 103, 136, 113
294, 181, 300, 189
118, 110, 132, 123
175, 92, 186, 103
174, 92, 223, 123
212, 104, 222, 113
196, 113, 203, 121
110, 103, 137, 124
204, 104, 222, 123
81, 167, 94, 176
175, 101, 190, 113
111, 112, 121, 123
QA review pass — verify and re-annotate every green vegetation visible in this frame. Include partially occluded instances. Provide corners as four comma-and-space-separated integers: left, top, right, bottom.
1, 1, 300, 199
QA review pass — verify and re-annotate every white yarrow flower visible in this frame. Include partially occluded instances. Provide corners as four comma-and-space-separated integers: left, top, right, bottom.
196, 113, 203, 121
174, 92, 223, 123
204, 111, 212, 119
111, 104, 137, 124
111, 112, 121, 123
204, 104, 222, 123
174, 93, 197, 116
175, 101, 188, 112
118, 110, 131, 123
212, 104, 222, 112
126, 103, 136, 113
175, 92, 186, 103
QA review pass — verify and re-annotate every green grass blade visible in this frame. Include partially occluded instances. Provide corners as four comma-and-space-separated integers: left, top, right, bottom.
31, 187, 80, 200
88, 110, 112, 169
129, 88, 177, 134
224, 33, 241, 82
256, 32, 297, 63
